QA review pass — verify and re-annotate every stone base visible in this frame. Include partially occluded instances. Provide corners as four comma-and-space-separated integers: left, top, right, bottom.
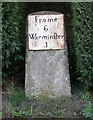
25, 50, 71, 98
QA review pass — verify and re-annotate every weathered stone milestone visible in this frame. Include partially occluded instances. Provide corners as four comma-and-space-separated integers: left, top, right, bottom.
25, 11, 71, 98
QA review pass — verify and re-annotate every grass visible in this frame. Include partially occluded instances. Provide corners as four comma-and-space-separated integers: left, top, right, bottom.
2, 85, 93, 118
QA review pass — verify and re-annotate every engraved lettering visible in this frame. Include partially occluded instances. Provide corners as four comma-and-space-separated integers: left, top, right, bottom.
29, 33, 37, 39
34, 16, 58, 23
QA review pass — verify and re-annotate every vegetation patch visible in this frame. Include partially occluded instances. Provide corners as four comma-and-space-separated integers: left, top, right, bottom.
2, 86, 93, 118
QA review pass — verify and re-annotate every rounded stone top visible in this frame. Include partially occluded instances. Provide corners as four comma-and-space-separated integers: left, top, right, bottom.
28, 11, 63, 15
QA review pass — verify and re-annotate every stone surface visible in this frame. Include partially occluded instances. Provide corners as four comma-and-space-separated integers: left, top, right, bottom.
25, 11, 71, 98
